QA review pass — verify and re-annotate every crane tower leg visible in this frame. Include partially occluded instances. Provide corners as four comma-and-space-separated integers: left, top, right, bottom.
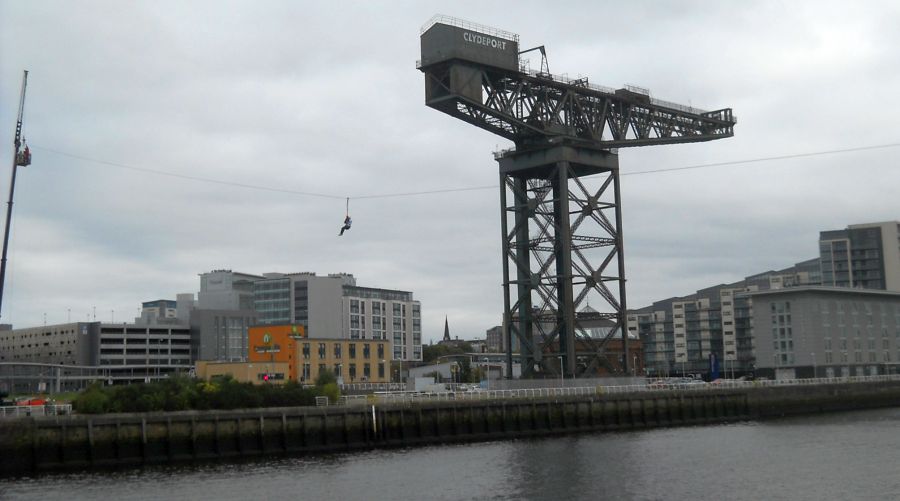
499, 144, 626, 378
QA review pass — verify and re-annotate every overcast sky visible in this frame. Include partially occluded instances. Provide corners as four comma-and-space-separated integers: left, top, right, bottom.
1, 0, 898, 342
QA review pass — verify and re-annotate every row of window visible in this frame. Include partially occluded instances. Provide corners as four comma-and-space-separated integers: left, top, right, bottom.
300, 361, 385, 381
300, 342, 385, 360
822, 351, 896, 363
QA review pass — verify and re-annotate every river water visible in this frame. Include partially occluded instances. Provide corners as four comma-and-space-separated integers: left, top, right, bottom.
3, 407, 899, 500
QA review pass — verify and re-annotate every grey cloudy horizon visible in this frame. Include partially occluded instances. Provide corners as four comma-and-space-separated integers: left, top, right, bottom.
1, 0, 898, 342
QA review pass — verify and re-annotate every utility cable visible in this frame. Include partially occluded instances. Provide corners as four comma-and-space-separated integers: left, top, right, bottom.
30, 141, 900, 201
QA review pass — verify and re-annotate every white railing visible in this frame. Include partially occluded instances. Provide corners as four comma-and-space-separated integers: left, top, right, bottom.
325, 374, 900, 406
340, 382, 405, 392
0, 404, 72, 418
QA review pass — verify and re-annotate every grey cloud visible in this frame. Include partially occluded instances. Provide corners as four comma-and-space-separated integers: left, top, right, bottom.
1, 0, 898, 340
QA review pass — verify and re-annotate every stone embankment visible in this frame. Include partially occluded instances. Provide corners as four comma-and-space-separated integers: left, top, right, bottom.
3, 381, 899, 477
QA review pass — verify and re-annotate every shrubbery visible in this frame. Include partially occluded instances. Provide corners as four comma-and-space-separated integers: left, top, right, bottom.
72, 375, 336, 414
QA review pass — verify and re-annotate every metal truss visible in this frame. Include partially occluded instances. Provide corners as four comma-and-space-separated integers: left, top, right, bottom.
424, 65, 735, 150
419, 37, 734, 378
500, 152, 627, 378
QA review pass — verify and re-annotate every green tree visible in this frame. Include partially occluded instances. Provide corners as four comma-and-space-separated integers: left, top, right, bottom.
314, 370, 337, 387
317, 382, 340, 404
72, 383, 111, 414
458, 358, 474, 383
314, 370, 340, 403
423, 342, 474, 363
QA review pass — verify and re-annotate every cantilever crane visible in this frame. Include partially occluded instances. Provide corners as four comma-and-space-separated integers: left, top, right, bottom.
1, 70, 32, 319
418, 16, 736, 378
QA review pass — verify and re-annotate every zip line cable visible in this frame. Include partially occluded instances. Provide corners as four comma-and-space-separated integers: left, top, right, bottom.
31, 145, 346, 200
30, 141, 900, 201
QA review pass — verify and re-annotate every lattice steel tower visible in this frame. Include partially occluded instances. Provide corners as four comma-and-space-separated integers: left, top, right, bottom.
418, 16, 735, 378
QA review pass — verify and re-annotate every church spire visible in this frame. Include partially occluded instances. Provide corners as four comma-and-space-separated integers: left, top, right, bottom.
442, 315, 450, 342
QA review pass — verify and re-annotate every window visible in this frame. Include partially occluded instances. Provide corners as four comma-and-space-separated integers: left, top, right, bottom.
363, 344, 371, 359
318, 343, 326, 358
349, 344, 356, 358
303, 343, 310, 358
349, 363, 357, 380
364, 363, 371, 378
334, 344, 342, 359
378, 362, 385, 379
377, 344, 384, 359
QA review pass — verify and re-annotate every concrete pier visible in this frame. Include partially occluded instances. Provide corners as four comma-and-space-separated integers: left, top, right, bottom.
3, 381, 899, 477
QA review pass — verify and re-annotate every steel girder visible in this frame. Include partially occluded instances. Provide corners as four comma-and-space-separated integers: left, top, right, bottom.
421, 55, 733, 380
423, 63, 735, 150
499, 147, 627, 378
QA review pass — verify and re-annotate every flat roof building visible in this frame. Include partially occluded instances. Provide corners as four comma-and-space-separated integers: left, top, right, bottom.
820, 221, 900, 291
744, 287, 900, 378
0, 321, 192, 393
631, 221, 900, 379
253, 272, 422, 364
246, 324, 389, 384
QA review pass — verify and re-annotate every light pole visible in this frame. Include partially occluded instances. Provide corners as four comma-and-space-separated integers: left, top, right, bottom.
811, 352, 817, 379
633, 354, 638, 377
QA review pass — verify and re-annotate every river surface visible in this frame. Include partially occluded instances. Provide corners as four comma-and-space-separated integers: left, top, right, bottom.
3, 407, 899, 500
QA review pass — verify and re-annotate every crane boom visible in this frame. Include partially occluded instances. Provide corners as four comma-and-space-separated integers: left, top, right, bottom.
0, 70, 31, 319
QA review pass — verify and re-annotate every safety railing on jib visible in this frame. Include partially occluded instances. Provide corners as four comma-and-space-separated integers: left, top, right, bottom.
419, 14, 519, 42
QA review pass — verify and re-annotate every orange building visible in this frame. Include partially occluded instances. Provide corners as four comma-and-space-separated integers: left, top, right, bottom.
247, 324, 306, 382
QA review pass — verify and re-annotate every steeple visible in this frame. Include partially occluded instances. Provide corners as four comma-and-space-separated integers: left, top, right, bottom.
442, 315, 450, 342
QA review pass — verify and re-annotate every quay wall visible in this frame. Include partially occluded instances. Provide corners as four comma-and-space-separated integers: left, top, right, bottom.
3, 381, 899, 477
